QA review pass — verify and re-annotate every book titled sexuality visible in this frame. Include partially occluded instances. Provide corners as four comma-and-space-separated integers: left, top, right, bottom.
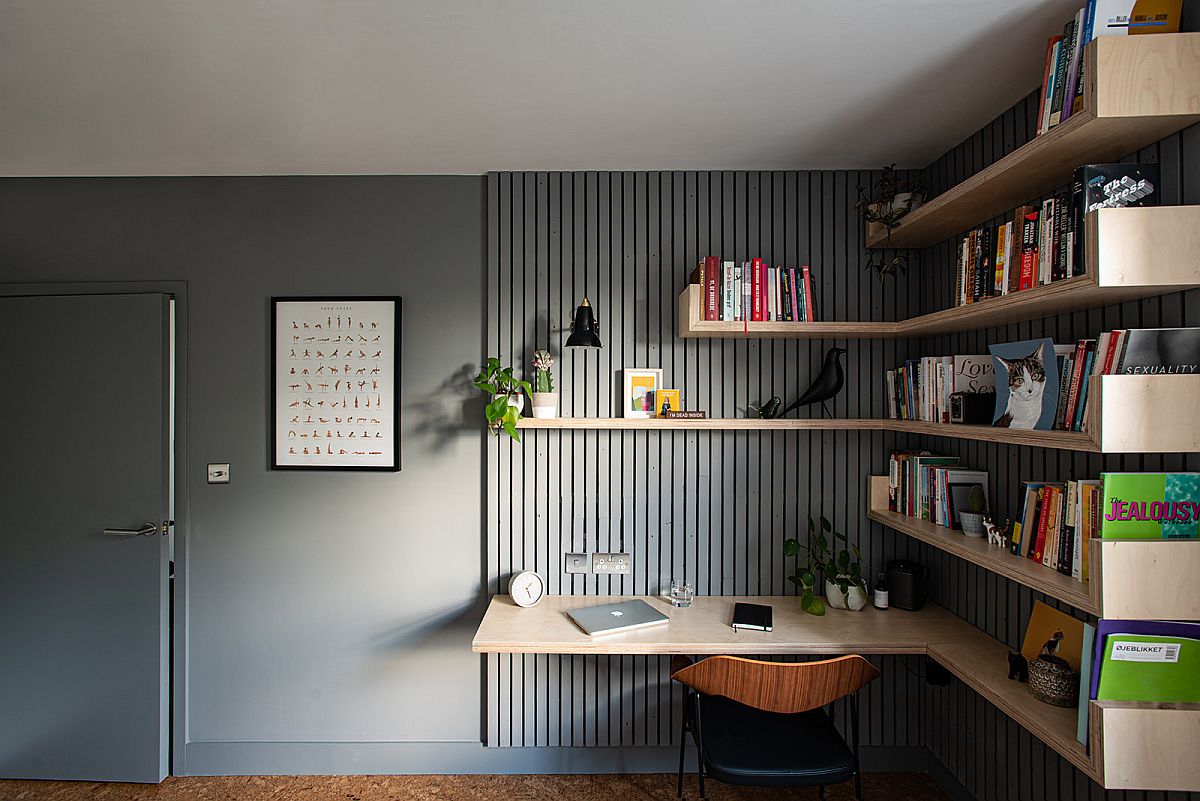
1101, 472, 1200, 539
1116, 328, 1200, 375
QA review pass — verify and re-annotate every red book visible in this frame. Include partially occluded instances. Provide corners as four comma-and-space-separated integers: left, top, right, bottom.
1032, 486, 1055, 563
802, 266, 815, 321
750, 258, 764, 321
1063, 339, 1092, 428
1101, 330, 1125, 374
703, 255, 720, 321
788, 267, 800, 322
1019, 211, 1039, 290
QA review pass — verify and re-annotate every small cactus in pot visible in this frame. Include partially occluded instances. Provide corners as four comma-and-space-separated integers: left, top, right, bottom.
958, 484, 987, 537
530, 349, 559, 419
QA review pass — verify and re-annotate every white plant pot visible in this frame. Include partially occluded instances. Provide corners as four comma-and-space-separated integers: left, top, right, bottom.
959, 511, 986, 538
530, 392, 559, 419
493, 394, 524, 413
825, 580, 868, 611
888, 192, 924, 215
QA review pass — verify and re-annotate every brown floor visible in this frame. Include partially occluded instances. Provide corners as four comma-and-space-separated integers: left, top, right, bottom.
0, 773, 950, 801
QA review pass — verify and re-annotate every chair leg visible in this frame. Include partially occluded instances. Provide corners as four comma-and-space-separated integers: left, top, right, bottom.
696, 760, 705, 800
676, 721, 686, 799
818, 785, 825, 800
855, 771, 863, 800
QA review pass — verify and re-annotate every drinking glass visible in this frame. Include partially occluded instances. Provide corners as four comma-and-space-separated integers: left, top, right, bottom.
669, 578, 694, 608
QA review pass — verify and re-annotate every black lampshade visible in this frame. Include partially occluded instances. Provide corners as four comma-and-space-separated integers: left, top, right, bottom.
566, 297, 603, 349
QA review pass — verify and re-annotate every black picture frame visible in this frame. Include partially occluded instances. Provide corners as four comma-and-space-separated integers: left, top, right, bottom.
270, 296, 401, 472
947, 481, 985, 530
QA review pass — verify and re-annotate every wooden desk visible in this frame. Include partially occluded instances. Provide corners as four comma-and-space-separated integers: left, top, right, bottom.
473, 594, 967, 655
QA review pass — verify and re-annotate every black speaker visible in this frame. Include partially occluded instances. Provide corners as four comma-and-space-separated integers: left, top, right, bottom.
949, 391, 993, 424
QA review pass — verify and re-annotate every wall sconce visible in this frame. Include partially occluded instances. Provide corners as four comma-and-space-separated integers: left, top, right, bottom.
565, 297, 602, 349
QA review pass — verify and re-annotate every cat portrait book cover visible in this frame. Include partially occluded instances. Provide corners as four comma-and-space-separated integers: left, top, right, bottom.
989, 338, 1060, 430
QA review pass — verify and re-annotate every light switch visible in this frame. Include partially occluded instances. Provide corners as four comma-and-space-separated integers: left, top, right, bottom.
564, 553, 589, 574
207, 463, 230, 484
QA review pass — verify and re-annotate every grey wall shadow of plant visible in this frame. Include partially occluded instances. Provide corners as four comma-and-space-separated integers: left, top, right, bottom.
408, 362, 480, 451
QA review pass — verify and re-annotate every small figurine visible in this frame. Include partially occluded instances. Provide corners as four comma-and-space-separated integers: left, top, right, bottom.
1040, 630, 1065, 662
983, 515, 1010, 548
1007, 651, 1029, 683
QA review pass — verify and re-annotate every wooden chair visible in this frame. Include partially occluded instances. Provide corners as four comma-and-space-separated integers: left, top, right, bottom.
671, 654, 881, 800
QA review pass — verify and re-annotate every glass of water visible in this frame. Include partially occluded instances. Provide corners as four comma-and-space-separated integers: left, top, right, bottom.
669, 579, 694, 608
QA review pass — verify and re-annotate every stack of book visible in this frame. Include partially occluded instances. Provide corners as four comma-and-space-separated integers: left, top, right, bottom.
952, 163, 1158, 307
888, 451, 989, 530
885, 355, 994, 422
1034, 1, 1182, 139
1010, 478, 1100, 583
690, 257, 818, 322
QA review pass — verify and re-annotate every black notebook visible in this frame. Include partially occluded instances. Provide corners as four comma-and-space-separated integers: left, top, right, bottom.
731, 602, 773, 632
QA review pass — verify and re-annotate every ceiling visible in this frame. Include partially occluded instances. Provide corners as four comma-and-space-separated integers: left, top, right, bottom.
0, 0, 1082, 176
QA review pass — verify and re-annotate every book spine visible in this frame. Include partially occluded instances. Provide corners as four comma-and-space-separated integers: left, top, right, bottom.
750, 259, 762, 322
1073, 346, 1097, 432
1032, 487, 1050, 563
722, 261, 734, 321
1020, 211, 1038, 290
789, 267, 800, 322
761, 263, 769, 322
802, 266, 815, 321
1063, 340, 1087, 429
704, 255, 719, 321
1061, 9, 1085, 124
1053, 351, 1074, 431
1100, 330, 1122, 374
1042, 39, 1063, 133
1039, 199, 1054, 284
1037, 37, 1060, 135
1048, 21, 1073, 129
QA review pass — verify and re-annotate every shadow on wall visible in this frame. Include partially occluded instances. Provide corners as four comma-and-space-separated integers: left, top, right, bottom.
408, 363, 480, 452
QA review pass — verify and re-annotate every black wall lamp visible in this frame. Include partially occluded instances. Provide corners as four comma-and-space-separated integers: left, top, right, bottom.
565, 297, 602, 349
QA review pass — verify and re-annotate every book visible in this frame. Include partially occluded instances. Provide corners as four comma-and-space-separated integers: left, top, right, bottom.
731, 602, 773, 632
1040, 37, 1065, 134
1090, 620, 1200, 705
655, 389, 681, 417
1116, 327, 1200, 375
704, 256, 719, 321
750, 259, 763, 322
1091, 0, 1183, 36
1100, 472, 1200, 539
1071, 344, 1097, 432
721, 260, 735, 321
1076, 622, 1096, 747
801, 266, 815, 321
1097, 633, 1200, 704
1022, 600, 1086, 672
1060, 7, 1087, 124
1019, 209, 1039, 290
1039, 198, 1055, 285
1048, 17, 1076, 129
788, 267, 801, 322
1076, 163, 1159, 218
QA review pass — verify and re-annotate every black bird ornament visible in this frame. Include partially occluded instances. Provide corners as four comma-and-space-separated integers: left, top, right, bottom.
756, 346, 848, 419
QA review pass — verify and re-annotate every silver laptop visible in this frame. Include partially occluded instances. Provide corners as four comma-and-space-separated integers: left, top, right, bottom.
567, 599, 669, 636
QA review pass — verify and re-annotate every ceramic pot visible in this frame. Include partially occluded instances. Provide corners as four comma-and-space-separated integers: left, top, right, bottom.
825, 579, 868, 611
959, 511, 986, 538
530, 392, 558, 419
493, 394, 524, 413
888, 192, 924, 215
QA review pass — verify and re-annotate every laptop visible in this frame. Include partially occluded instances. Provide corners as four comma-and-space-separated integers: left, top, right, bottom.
567, 599, 669, 636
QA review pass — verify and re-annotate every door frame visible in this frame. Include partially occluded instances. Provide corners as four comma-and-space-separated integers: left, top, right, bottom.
0, 281, 190, 778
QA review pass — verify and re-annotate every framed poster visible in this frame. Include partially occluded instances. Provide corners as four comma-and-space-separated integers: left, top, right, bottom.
622, 368, 663, 419
272, 296, 401, 471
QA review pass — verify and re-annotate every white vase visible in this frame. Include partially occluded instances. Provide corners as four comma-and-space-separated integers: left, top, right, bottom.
959, 511, 986, 538
493, 394, 524, 413
530, 392, 558, 419
825, 580, 868, 611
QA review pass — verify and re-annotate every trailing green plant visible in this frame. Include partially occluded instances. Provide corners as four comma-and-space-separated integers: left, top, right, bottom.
473, 357, 532, 442
531, 349, 554, 393
864, 253, 909, 284
854, 164, 931, 239
784, 515, 867, 615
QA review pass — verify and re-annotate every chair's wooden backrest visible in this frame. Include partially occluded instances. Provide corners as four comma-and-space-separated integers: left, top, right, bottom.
671, 655, 880, 714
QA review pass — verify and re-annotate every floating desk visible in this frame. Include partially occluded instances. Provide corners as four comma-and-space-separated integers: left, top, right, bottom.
473, 594, 964, 655
473, 594, 1200, 791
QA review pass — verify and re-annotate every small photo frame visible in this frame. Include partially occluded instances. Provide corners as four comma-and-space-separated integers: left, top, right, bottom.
656, 389, 681, 418
623, 368, 663, 418
948, 482, 987, 530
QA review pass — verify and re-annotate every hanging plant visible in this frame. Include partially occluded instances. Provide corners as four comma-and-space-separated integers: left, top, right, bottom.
855, 165, 930, 240
864, 253, 910, 284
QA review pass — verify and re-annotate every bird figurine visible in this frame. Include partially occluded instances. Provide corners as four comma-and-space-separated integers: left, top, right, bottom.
776, 346, 848, 419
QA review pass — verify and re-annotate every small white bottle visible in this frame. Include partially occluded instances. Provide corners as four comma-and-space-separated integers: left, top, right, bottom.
873, 571, 889, 610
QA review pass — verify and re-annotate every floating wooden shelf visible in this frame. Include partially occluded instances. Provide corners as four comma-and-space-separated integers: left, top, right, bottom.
866, 476, 1098, 613
680, 207, 1200, 340
867, 33, 1200, 249
1091, 701, 1200, 791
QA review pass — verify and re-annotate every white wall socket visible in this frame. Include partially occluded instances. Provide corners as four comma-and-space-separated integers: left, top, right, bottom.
564, 553, 590, 574
593, 552, 631, 575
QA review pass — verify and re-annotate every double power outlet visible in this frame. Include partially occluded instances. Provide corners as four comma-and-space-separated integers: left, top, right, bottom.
565, 552, 631, 575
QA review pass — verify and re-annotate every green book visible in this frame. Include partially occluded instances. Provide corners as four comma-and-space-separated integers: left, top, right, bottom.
1100, 472, 1200, 539
1096, 634, 1200, 704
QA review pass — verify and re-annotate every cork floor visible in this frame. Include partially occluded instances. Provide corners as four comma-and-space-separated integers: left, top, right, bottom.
0, 773, 950, 800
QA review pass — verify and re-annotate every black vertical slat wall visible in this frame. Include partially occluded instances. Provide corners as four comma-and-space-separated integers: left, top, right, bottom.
484, 170, 926, 750
914, 94, 1200, 801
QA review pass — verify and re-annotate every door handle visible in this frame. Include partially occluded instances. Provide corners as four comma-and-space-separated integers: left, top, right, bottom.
104, 521, 160, 537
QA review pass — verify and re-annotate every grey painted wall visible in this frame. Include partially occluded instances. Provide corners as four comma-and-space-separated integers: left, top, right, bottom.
0, 177, 489, 772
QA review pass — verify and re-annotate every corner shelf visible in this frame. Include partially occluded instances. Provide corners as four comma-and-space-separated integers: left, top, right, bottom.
679, 207, 1200, 340
866, 476, 1098, 613
866, 33, 1200, 249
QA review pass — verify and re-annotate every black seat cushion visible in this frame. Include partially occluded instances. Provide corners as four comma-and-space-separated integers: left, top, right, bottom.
691, 694, 856, 787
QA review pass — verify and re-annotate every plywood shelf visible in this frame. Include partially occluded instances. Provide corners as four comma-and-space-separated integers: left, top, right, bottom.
866, 476, 1098, 613
866, 33, 1200, 248
680, 207, 1200, 340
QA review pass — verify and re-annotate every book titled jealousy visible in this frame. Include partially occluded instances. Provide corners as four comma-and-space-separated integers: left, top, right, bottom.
1101, 472, 1200, 539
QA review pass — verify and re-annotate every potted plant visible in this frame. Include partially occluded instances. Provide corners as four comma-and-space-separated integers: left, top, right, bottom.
855, 165, 930, 241
473, 357, 531, 442
959, 485, 987, 538
529, 349, 558, 419
784, 516, 868, 615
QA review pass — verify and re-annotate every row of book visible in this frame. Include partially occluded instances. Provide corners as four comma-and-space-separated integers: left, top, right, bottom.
1010, 479, 1099, 582
691, 257, 818, 322
953, 163, 1158, 307
887, 451, 988, 530
885, 355, 992, 424
1034, 1, 1183, 139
